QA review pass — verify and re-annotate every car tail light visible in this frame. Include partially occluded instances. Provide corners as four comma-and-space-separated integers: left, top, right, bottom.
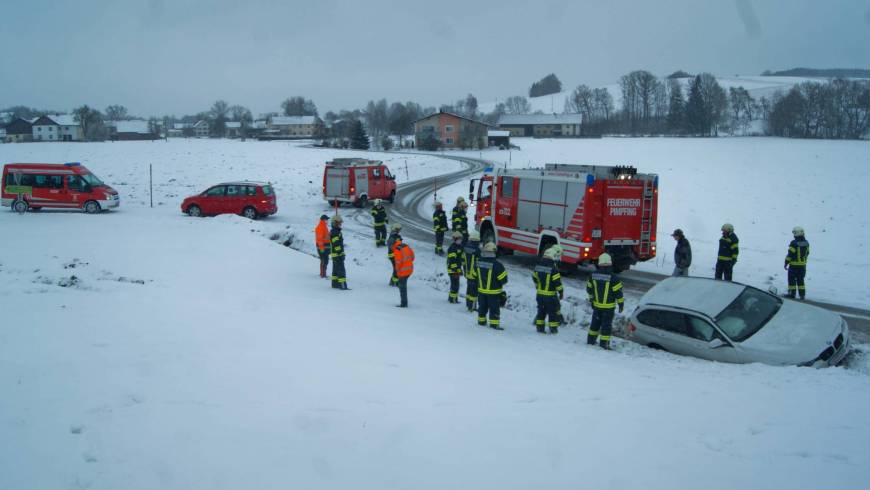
261, 200, 268, 203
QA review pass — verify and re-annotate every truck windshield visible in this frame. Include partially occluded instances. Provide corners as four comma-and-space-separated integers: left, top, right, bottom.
81, 173, 104, 186
715, 287, 781, 342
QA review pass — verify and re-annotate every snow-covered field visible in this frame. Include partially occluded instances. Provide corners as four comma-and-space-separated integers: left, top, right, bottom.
2, 139, 870, 489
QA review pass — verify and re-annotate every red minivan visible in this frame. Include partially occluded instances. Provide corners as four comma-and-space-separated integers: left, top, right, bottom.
2, 162, 120, 213
181, 181, 277, 219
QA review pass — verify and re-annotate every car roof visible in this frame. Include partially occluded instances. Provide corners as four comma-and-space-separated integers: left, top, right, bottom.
639, 277, 746, 318
216, 181, 269, 186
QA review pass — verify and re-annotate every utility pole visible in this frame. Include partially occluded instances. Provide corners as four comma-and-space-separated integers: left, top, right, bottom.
149, 164, 153, 208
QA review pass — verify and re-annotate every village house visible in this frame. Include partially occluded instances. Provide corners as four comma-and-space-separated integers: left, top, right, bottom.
3, 118, 34, 143
497, 113, 583, 137
413, 110, 491, 149
267, 115, 318, 137
31, 114, 83, 141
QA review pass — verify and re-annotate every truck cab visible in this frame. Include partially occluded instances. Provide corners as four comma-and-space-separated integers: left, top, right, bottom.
323, 158, 396, 207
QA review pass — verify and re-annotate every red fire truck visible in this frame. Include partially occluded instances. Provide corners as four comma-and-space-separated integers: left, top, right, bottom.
470, 163, 658, 271
323, 158, 396, 207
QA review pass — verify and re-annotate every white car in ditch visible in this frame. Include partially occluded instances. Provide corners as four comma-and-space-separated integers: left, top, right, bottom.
628, 277, 850, 367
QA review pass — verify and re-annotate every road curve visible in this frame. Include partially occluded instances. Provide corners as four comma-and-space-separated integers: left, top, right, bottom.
388, 153, 870, 343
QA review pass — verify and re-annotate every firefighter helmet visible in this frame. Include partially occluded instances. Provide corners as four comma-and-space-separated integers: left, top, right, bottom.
483, 242, 497, 253
391, 223, 402, 232
452, 231, 463, 240
320, 214, 329, 220
434, 201, 443, 208
792, 226, 805, 236
543, 244, 563, 260
598, 252, 613, 266
332, 215, 343, 224
457, 196, 465, 203
721, 223, 734, 233
469, 230, 481, 241
374, 199, 382, 206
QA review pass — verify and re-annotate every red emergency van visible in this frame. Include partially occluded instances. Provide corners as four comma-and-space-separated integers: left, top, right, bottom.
323, 158, 396, 207
470, 163, 658, 271
2, 162, 120, 214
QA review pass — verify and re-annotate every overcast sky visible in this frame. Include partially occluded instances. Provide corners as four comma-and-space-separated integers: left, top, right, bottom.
1, 0, 868, 117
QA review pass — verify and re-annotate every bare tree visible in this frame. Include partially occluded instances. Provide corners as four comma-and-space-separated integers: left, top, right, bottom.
565, 85, 594, 120
104, 104, 129, 122
504, 96, 531, 114
281, 97, 318, 116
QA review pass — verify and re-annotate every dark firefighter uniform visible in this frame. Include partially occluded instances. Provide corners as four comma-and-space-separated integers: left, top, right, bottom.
433, 207, 449, 255
476, 252, 508, 329
715, 232, 739, 281
533, 258, 564, 334
463, 240, 480, 311
446, 238, 464, 303
452, 204, 468, 242
586, 270, 624, 349
370, 204, 388, 247
330, 222, 348, 290
387, 229, 402, 286
785, 236, 810, 299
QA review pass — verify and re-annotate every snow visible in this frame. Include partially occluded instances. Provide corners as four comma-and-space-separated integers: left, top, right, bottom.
2, 139, 870, 489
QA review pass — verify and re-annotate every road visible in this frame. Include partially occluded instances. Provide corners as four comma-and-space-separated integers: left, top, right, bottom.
387, 154, 870, 344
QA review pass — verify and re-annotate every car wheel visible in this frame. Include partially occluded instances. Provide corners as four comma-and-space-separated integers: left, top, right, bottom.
187, 204, 202, 217
83, 200, 101, 214
388, 190, 396, 204
12, 200, 28, 214
648, 343, 667, 352
242, 206, 258, 220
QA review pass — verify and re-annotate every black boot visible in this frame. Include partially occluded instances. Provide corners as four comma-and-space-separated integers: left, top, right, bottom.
599, 340, 611, 350
587, 334, 597, 345
549, 327, 558, 334
536, 325, 546, 333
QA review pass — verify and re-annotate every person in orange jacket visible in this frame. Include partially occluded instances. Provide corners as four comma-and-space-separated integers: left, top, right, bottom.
393, 239, 415, 307
314, 214, 330, 278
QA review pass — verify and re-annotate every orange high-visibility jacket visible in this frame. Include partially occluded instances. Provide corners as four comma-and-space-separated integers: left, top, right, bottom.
394, 243, 415, 278
315, 220, 330, 252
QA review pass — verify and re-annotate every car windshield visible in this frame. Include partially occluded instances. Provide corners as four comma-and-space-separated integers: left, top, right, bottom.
81, 173, 104, 186
715, 287, 781, 342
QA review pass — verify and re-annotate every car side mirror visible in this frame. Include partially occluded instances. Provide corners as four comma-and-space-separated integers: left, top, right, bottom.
768, 286, 779, 296
708, 338, 727, 349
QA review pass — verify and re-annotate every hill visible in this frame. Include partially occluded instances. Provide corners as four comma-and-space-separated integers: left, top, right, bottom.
764, 67, 870, 78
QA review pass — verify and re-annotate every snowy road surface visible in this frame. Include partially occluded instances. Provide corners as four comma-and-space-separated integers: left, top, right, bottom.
2, 139, 869, 489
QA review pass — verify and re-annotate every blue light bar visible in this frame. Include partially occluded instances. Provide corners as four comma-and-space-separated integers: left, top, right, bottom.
586, 174, 595, 186
484, 166, 493, 172
64, 162, 81, 166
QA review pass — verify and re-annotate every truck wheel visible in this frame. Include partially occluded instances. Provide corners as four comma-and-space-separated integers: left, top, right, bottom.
355, 196, 367, 208
187, 204, 202, 217
12, 200, 28, 214
242, 206, 258, 220
388, 190, 396, 204
83, 200, 101, 214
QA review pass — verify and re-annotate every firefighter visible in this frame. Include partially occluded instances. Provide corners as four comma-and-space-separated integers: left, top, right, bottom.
314, 214, 330, 278
446, 231, 464, 303
393, 239, 415, 307
533, 244, 564, 334
386, 223, 403, 287
476, 242, 508, 330
452, 197, 469, 243
672, 228, 692, 276
370, 199, 388, 247
784, 226, 810, 299
463, 230, 481, 312
433, 201, 448, 255
586, 253, 624, 350
715, 223, 739, 281
330, 215, 348, 290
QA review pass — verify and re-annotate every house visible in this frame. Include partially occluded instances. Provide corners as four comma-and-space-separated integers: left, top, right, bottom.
267, 115, 318, 137
193, 120, 210, 138
413, 110, 491, 149
487, 130, 511, 148
0, 126, 6, 142
497, 113, 583, 137
225, 121, 242, 138
3, 117, 34, 142
110, 120, 158, 141
32, 114, 83, 141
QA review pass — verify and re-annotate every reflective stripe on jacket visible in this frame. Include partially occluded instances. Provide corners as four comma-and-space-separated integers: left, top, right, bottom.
387, 233, 401, 258
717, 232, 739, 262
370, 206, 387, 227
329, 226, 344, 258
586, 271, 624, 309
447, 242, 463, 274
533, 259, 563, 297
463, 243, 479, 279
786, 238, 810, 267
433, 210, 448, 232
476, 257, 508, 294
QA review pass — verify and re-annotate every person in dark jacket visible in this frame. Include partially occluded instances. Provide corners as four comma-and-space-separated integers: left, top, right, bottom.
671, 228, 692, 276
386, 223, 402, 286
452, 197, 469, 243
533, 245, 564, 334
784, 226, 810, 299
586, 253, 624, 350
463, 230, 481, 311
433, 201, 448, 255
370, 199, 388, 247
476, 242, 508, 330
715, 223, 739, 281
446, 231, 464, 303
330, 215, 348, 290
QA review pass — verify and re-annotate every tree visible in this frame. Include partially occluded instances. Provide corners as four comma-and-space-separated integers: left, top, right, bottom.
209, 100, 229, 137
312, 118, 327, 144
529, 73, 562, 97
281, 96, 318, 116
684, 76, 707, 135
72, 105, 107, 141
381, 136, 394, 150
565, 85, 594, 120
728, 86, 755, 135
666, 70, 692, 79
349, 119, 370, 149
463, 93, 478, 118
684, 74, 727, 136
504, 96, 531, 114
619, 70, 662, 133
667, 79, 685, 133
104, 104, 129, 122
387, 102, 411, 146
417, 132, 441, 151
592, 88, 614, 120
365, 99, 389, 148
